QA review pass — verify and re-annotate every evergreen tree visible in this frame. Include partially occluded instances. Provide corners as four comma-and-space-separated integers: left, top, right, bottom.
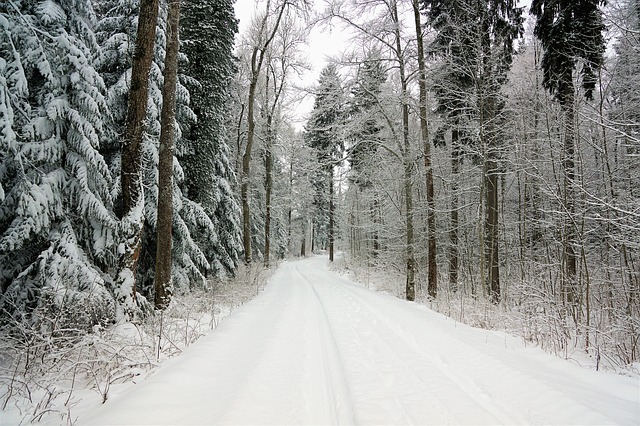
96, 0, 223, 308
346, 54, 386, 260
180, 0, 242, 277
94, 0, 139, 178
349, 55, 386, 188
0, 0, 117, 328
425, 0, 522, 302
424, 0, 476, 292
306, 64, 344, 261
531, 0, 606, 304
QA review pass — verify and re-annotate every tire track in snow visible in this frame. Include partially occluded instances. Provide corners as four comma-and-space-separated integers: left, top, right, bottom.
301, 262, 518, 425
290, 263, 356, 424
302, 256, 631, 425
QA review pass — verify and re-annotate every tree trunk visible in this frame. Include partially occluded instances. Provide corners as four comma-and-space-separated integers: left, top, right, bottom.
560, 81, 577, 306
264, 116, 274, 267
485, 140, 500, 304
412, 0, 437, 299
117, 0, 160, 317
480, 11, 500, 304
154, 0, 181, 310
391, 0, 415, 301
450, 128, 460, 291
329, 171, 335, 262
287, 158, 293, 254
241, 75, 257, 263
371, 196, 381, 258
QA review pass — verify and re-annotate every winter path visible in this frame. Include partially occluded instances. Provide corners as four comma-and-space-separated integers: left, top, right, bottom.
82, 256, 639, 425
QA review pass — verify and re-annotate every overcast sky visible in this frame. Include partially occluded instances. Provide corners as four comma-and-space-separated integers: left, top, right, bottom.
233, 0, 349, 128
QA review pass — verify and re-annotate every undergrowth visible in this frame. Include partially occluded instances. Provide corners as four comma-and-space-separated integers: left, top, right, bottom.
333, 254, 640, 376
0, 262, 271, 425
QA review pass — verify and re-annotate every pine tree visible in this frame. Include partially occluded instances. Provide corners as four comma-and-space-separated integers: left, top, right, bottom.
349, 55, 386, 187
0, 0, 117, 328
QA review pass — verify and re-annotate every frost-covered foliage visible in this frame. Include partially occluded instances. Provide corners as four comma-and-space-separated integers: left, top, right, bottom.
0, 0, 117, 329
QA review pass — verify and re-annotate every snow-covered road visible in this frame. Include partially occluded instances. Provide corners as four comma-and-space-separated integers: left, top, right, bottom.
83, 256, 639, 425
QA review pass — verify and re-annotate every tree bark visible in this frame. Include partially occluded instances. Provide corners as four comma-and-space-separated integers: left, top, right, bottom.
391, 0, 415, 301
412, 0, 437, 299
117, 0, 160, 317
264, 115, 274, 267
154, 0, 181, 310
560, 80, 577, 306
485, 134, 500, 303
449, 128, 460, 291
329, 171, 335, 262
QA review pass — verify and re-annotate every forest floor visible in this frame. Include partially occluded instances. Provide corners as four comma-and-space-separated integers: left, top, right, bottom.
77, 255, 639, 425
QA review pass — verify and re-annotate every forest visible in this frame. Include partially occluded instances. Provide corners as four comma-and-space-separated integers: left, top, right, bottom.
0, 0, 639, 419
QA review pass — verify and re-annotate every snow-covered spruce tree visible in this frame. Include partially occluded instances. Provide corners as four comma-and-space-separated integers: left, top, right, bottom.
180, 0, 242, 277
94, 0, 139, 179
0, 0, 117, 329
345, 54, 387, 262
306, 64, 345, 261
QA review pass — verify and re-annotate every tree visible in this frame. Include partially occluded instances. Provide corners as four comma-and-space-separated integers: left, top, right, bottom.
347, 53, 387, 261
154, 0, 181, 310
325, 0, 418, 300
424, 0, 476, 292
180, 0, 242, 277
116, 0, 160, 317
531, 0, 607, 305
0, 0, 117, 327
425, 0, 522, 303
260, 12, 308, 266
412, 0, 437, 299
241, 0, 291, 263
306, 64, 344, 262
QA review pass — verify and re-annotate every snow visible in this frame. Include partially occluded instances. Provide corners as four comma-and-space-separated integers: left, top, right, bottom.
80, 256, 639, 425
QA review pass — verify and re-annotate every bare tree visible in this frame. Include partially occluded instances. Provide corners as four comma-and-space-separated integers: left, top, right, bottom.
412, 0, 438, 299
241, 0, 291, 263
325, 0, 418, 300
